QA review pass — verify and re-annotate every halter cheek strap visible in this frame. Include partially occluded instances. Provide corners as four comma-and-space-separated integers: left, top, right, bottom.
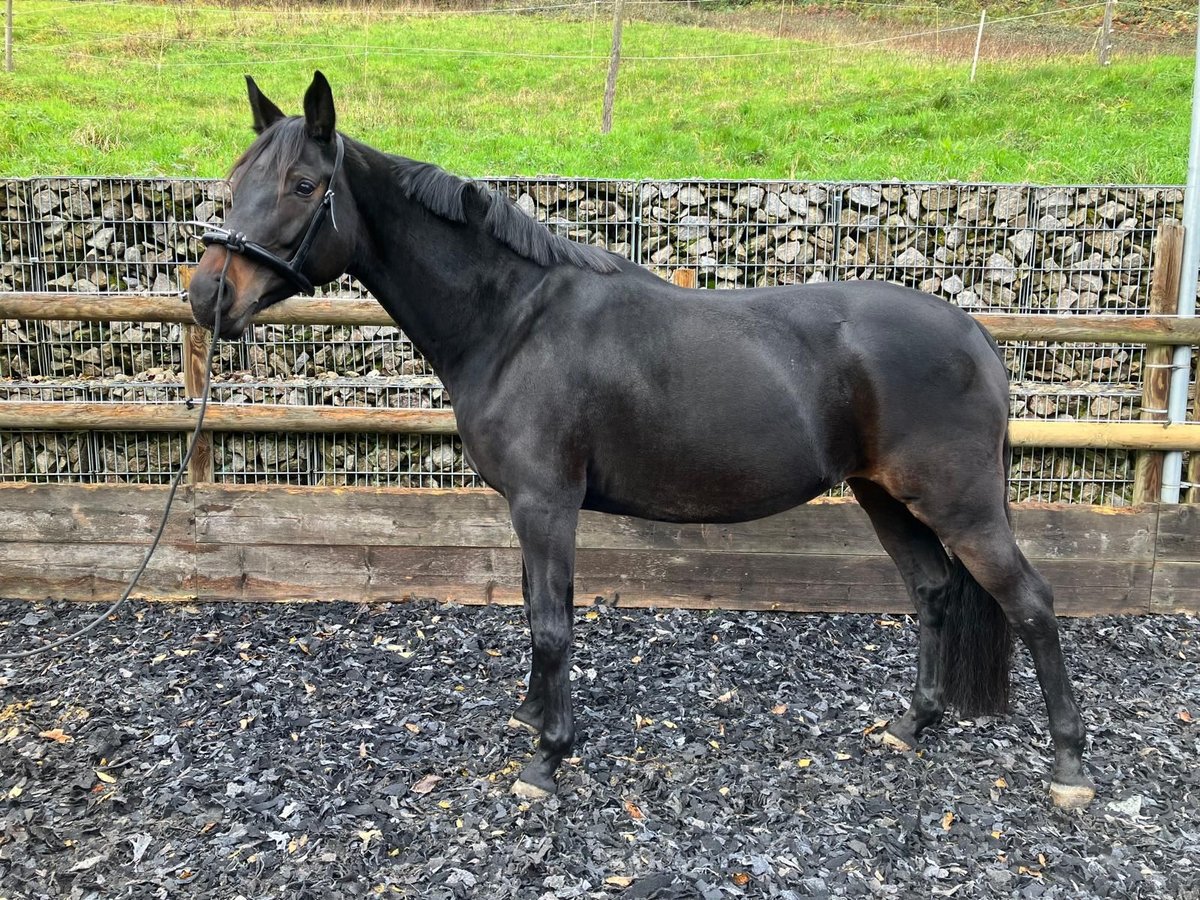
201, 132, 346, 297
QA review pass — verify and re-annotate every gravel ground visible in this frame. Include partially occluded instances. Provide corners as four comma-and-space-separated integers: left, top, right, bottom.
0, 599, 1197, 899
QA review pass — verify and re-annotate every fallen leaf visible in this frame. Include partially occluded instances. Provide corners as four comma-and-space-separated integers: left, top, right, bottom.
942, 811, 955, 831
623, 798, 644, 820
95, 771, 116, 785
412, 773, 442, 795
485, 649, 501, 657
771, 704, 788, 715
38, 728, 73, 744
731, 872, 751, 887
995, 776, 1008, 789
604, 875, 634, 887
796, 758, 812, 768
1179, 709, 1193, 723
357, 829, 382, 849
404, 723, 420, 734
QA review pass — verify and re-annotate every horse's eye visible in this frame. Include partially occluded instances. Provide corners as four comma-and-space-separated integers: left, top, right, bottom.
296, 179, 317, 197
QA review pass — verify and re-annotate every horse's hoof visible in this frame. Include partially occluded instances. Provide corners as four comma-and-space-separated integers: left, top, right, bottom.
881, 730, 913, 753
507, 716, 539, 735
1050, 781, 1096, 809
511, 778, 552, 800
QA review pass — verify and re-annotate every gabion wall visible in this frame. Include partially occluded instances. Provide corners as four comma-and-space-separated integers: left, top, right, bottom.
0, 176, 1191, 503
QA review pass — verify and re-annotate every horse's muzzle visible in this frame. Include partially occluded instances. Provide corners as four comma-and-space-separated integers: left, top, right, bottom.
188, 249, 261, 339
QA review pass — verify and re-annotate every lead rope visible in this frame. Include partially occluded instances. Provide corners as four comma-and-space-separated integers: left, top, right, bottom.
0, 254, 231, 662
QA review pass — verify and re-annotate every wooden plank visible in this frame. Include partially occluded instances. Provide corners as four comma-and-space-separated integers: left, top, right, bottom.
4, 293, 1200, 344
241, 545, 372, 602
1031, 560, 1153, 615
195, 486, 518, 548
4, 401, 1200, 450
1148, 563, 1200, 614
0, 402, 459, 434
0, 483, 193, 544
1133, 223, 1183, 503
0, 541, 197, 601
1011, 503, 1157, 561
1008, 421, 1200, 450
0, 482, 1191, 613
195, 486, 885, 555
1153, 504, 1200, 561
359, 545, 913, 612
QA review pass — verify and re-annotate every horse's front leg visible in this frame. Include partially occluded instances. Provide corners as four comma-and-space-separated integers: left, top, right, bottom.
508, 562, 545, 734
508, 496, 579, 799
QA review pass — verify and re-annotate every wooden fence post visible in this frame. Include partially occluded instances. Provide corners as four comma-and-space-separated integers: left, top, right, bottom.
5, 0, 13, 73
601, 0, 625, 134
1133, 222, 1184, 505
182, 324, 215, 483
1098, 0, 1115, 67
177, 266, 214, 484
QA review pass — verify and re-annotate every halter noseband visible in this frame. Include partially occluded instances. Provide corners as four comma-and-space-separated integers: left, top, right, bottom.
201, 132, 346, 297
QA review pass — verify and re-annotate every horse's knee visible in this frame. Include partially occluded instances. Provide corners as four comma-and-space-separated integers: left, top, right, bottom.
530, 617, 572, 660
913, 579, 949, 628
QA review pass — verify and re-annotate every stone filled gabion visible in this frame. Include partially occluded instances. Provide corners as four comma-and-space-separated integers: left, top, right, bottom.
0, 177, 1187, 497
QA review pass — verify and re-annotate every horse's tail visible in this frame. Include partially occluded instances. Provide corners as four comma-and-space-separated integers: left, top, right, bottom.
940, 551, 1013, 718
939, 340, 1015, 716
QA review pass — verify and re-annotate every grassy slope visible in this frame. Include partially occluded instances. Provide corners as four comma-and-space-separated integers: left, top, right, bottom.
0, 1, 1190, 182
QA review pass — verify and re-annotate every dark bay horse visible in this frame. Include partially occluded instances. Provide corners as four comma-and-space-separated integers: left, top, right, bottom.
188, 72, 1095, 808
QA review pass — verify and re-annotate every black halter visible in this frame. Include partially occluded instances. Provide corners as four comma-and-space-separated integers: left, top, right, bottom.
201, 132, 346, 297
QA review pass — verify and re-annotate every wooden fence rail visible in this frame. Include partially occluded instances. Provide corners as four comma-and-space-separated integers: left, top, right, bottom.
0, 402, 1198, 451
3, 293, 1200, 343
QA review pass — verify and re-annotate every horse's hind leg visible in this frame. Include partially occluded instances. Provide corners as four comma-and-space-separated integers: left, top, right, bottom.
848, 478, 953, 749
907, 483, 1095, 808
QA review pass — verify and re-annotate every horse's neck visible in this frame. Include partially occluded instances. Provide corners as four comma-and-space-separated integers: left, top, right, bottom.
347, 150, 541, 386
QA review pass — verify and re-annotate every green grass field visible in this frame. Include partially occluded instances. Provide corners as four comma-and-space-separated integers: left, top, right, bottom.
0, 1, 1191, 182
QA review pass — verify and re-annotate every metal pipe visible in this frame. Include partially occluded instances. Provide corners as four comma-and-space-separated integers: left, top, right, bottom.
1162, 4, 1200, 502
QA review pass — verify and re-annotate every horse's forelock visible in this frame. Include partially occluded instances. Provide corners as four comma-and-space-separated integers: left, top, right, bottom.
229, 118, 312, 193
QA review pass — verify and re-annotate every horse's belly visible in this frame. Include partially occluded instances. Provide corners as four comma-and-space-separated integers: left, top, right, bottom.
583, 434, 833, 524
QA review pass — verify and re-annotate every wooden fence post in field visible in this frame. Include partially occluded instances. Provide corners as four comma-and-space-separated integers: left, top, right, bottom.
970, 10, 985, 83
178, 266, 214, 484
1098, 0, 1115, 67
1133, 222, 1184, 504
601, 0, 626, 134
5, 0, 13, 73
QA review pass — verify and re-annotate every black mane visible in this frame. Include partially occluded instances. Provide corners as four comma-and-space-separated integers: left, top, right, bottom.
233, 118, 619, 275
389, 155, 620, 275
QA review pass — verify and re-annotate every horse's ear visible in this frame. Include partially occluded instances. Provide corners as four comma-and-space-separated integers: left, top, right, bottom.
303, 70, 336, 143
245, 75, 286, 135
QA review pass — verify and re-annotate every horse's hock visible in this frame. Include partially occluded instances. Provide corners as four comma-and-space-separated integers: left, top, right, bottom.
0, 175, 1197, 613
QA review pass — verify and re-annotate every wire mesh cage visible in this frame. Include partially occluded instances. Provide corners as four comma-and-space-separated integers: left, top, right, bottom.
0, 175, 1191, 503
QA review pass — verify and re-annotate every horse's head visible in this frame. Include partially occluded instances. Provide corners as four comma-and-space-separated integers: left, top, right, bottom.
189, 71, 360, 339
